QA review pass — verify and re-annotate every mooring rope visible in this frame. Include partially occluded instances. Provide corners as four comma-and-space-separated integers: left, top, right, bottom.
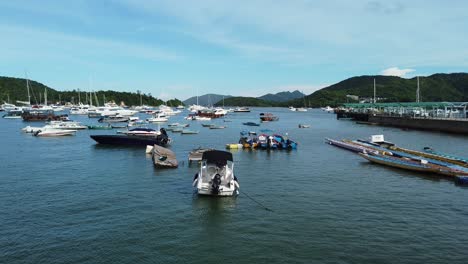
239, 190, 273, 212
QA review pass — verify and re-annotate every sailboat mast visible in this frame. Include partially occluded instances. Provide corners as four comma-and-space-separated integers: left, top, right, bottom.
78, 89, 81, 104
44, 88, 47, 105
373, 78, 376, 103
416, 76, 420, 103
26, 76, 31, 105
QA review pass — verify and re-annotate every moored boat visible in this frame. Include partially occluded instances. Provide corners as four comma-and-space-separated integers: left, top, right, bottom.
33, 129, 76, 137
243, 122, 260, 126
192, 150, 239, 196
259, 112, 279, 122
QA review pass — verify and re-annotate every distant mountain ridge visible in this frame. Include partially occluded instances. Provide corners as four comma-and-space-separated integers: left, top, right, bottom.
258, 90, 304, 102
0, 76, 176, 106
183, 94, 233, 106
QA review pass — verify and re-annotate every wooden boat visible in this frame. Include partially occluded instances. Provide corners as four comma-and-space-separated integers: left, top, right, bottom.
359, 153, 468, 178
325, 138, 379, 154
181, 129, 199, 134
422, 147, 468, 166
152, 145, 178, 168
188, 147, 214, 163
391, 145, 468, 168
243, 122, 260, 126
87, 125, 112, 130
22, 110, 68, 121
209, 125, 226, 129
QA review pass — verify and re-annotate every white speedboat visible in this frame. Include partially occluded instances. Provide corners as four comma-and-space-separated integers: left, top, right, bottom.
47, 121, 87, 130
147, 114, 168, 123
192, 150, 239, 196
33, 129, 76, 137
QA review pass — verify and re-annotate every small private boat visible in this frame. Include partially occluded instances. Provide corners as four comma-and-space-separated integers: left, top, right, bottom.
87, 125, 112, 130
168, 122, 189, 128
47, 121, 87, 130
181, 129, 199, 134
192, 150, 239, 196
233, 107, 250, 112
298, 124, 310, 128
3, 110, 23, 119
117, 128, 160, 136
201, 123, 212, 127
98, 115, 129, 123
209, 125, 226, 129
33, 129, 76, 137
423, 147, 468, 165
90, 128, 170, 146
259, 113, 279, 122
243, 122, 260, 126
151, 144, 178, 168
147, 114, 168, 123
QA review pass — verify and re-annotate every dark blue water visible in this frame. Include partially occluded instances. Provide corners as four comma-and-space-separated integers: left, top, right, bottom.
1, 108, 467, 264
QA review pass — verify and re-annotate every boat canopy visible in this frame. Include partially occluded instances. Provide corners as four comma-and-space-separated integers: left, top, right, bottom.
202, 150, 233, 164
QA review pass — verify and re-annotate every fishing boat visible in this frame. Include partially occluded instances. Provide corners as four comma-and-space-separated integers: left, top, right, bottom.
181, 129, 199, 134
243, 122, 260, 126
151, 145, 178, 168
192, 150, 239, 196
298, 124, 310, 128
259, 113, 279, 122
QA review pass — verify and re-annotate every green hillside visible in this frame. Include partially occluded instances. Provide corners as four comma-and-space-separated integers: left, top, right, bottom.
215, 96, 280, 107
288, 73, 468, 108
0, 76, 175, 106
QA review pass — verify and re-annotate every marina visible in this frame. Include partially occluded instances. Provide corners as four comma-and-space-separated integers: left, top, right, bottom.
1, 107, 467, 264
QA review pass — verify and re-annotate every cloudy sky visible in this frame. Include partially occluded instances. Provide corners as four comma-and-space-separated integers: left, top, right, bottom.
0, 0, 467, 100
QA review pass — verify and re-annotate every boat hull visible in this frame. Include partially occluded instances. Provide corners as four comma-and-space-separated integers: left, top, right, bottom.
90, 135, 169, 146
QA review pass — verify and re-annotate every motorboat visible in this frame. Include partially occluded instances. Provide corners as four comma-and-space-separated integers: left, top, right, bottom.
46, 121, 87, 130
298, 124, 310, 128
151, 145, 178, 168
195, 116, 211, 121
33, 129, 76, 137
233, 107, 250, 112
192, 150, 239, 196
259, 113, 279, 122
181, 129, 199, 134
209, 125, 226, 129
147, 113, 168, 123
243, 122, 260, 126
98, 115, 129, 123
117, 128, 160, 136
87, 124, 112, 130
90, 128, 170, 146
188, 147, 214, 164
322, 106, 334, 113
3, 110, 23, 119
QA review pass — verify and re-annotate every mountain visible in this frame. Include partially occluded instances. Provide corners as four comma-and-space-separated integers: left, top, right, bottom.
286, 73, 468, 108
215, 96, 280, 107
258, 90, 305, 102
0, 76, 167, 106
183, 94, 232, 106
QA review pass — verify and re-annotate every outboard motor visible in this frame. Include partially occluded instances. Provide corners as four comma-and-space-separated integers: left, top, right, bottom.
211, 174, 222, 194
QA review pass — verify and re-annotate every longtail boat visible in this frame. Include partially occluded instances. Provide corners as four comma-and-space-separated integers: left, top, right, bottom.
389, 146, 468, 168
325, 138, 379, 154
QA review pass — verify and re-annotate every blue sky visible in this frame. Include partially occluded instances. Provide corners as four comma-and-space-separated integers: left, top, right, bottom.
0, 0, 467, 101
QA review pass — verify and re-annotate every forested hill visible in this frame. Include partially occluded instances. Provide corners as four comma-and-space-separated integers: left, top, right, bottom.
0, 76, 182, 106
287, 73, 468, 108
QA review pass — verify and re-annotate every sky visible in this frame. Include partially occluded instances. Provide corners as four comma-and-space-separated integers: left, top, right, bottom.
0, 0, 467, 101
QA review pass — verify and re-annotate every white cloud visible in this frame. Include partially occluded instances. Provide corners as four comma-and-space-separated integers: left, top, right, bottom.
380, 67, 415, 77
